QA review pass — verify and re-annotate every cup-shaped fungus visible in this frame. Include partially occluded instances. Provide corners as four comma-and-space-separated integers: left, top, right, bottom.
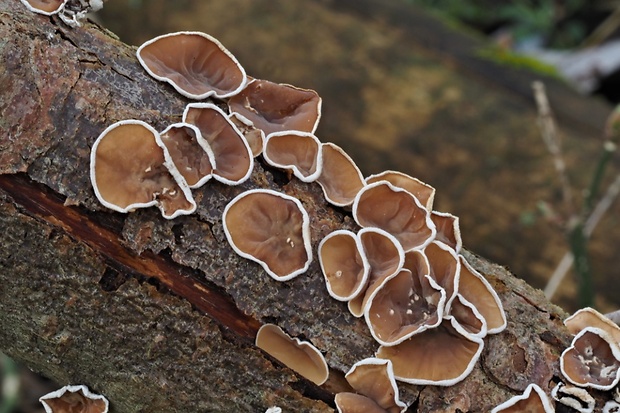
318, 230, 369, 301
20, 0, 67, 14
430, 211, 463, 253
447, 294, 487, 339
158, 123, 216, 189
491, 383, 554, 413
348, 228, 405, 318
183, 103, 253, 185
222, 189, 312, 281
255, 324, 328, 386
551, 382, 594, 413
560, 326, 620, 390
90, 120, 196, 219
376, 316, 484, 386
335, 393, 389, 413
423, 241, 460, 310
365, 266, 445, 346
263, 131, 323, 182
340, 358, 407, 413
564, 307, 620, 344
316, 143, 366, 207
39, 385, 109, 413
353, 181, 436, 252
228, 79, 321, 137
228, 112, 264, 157
137, 31, 247, 99
365, 170, 436, 211
457, 255, 507, 334
604, 401, 620, 413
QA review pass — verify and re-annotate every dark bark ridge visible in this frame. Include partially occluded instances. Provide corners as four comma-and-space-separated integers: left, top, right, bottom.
0, 0, 612, 411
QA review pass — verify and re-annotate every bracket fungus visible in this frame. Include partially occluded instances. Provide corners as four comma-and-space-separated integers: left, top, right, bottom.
365, 266, 445, 346
228, 78, 322, 137
158, 122, 216, 189
560, 326, 620, 390
39, 385, 109, 413
376, 316, 484, 386
90, 120, 196, 219
335, 358, 407, 413
222, 189, 312, 281
424, 241, 460, 310
20, 0, 67, 14
263, 131, 323, 182
353, 181, 436, 252
318, 230, 370, 301
457, 255, 507, 334
255, 324, 328, 386
348, 228, 405, 318
316, 142, 366, 207
365, 170, 436, 211
491, 383, 554, 413
551, 382, 595, 413
183, 103, 253, 185
228, 112, 264, 157
430, 211, 463, 253
137, 31, 247, 99
565, 307, 620, 344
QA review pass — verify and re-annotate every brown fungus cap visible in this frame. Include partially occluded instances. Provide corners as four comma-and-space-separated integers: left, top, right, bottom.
228, 112, 264, 157
228, 78, 322, 137
183, 103, 253, 185
318, 230, 370, 301
20, 0, 67, 15
365, 170, 436, 211
565, 307, 620, 344
335, 393, 388, 413
255, 324, 328, 386
430, 211, 462, 253
353, 181, 436, 251
491, 383, 554, 413
222, 189, 312, 281
348, 228, 405, 318
137, 31, 247, 99
343, 358, 407, 413
90, 120, 196, 219
39, 385, 109, 413
447, 293, 487, 338
158, 122, 216, 189
365, 267, 445, 346
376, 316, 484, 386
316, 143, 366, 207
457, 255, 507, 334
560, 326, 620, 390
263, 131, 323, 182
424, 241, 460, 310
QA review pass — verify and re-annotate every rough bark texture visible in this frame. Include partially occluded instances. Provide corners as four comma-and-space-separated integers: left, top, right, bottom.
0, 0, 615, 412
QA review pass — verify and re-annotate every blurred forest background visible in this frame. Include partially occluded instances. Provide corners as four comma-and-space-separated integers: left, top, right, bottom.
3, 0, 620, 411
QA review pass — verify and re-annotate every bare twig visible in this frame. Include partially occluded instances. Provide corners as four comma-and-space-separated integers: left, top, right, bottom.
544, 172, 620, 299
605, 309, 620, 326
532, 81, 575, 215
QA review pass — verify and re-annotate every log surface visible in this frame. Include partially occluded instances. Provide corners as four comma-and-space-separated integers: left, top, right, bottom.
0, 0, 604, 411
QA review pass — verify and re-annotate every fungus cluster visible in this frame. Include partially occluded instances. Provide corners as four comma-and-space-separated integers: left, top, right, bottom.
490, 307, 620, 412
556, 307, 620, 411
89, 29, 511, 406
20, 0, 104, 27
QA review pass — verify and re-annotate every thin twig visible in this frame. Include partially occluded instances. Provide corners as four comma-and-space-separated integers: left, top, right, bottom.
544, 172, 620, 299
532, 81, 575, 215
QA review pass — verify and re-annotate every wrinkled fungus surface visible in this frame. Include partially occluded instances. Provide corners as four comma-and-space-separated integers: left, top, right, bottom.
137, 31, 247, 99
222, 189, 312, 281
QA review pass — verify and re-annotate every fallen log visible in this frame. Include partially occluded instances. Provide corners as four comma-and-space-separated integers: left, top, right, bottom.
0, 0, 610, 411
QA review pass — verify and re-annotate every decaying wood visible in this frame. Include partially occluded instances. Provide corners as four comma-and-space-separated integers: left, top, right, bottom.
0, 0, 614, 411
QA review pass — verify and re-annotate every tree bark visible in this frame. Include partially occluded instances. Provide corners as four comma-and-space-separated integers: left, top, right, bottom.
0, 0, 607, 411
